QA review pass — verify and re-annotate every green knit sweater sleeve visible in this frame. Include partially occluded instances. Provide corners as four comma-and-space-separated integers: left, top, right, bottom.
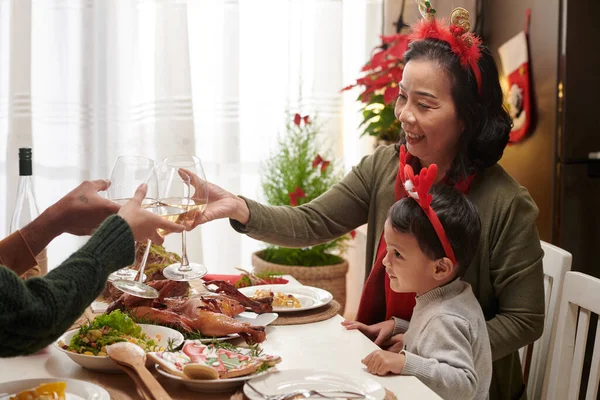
486, 188, 545, 361
0, 215, 135, 357
230, 147, 382, 247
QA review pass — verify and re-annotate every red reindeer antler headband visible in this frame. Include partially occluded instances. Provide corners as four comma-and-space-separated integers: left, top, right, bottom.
409, 1, 483, 94
399, 145, 457, 265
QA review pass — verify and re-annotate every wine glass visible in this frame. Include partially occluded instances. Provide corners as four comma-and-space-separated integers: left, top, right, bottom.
106, 156, 157, 283
159, 155, 209, 281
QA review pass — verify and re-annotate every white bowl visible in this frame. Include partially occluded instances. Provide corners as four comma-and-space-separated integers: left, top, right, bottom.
55, 324, 184, 373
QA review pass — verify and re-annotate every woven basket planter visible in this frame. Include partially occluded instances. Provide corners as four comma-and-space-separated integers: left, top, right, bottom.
251, 250, 349, 314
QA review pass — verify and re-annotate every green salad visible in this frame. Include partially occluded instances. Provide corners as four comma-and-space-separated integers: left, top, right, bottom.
60, 310, 163, 356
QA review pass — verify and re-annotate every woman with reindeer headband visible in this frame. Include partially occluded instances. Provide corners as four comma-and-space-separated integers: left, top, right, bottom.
187, 1, 544, 398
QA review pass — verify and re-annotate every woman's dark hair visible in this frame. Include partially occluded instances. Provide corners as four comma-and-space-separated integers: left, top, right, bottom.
387, 185, 481, 276
396, 38, 512, 183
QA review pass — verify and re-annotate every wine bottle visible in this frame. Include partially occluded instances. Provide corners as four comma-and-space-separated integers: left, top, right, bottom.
10, 147, 47, 276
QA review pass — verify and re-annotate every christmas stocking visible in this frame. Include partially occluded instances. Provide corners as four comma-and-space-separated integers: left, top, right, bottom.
498, 10, 533, 143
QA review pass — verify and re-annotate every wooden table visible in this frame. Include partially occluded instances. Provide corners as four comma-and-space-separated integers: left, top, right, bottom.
0, 278, 442, 399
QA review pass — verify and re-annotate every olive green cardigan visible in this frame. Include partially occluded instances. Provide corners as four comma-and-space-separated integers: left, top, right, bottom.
233, 145, 545, 399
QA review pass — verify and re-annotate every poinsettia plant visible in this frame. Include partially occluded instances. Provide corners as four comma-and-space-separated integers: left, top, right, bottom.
342, 33, 410, 143
259, 113, 353, 267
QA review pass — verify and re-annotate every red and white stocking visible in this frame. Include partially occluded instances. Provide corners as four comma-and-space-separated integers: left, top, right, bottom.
498, 11, 532, 143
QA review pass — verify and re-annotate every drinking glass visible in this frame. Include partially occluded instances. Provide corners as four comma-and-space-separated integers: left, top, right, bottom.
159, 155, 209, 281
111, 196, 186, 298
106, 156, 157, 283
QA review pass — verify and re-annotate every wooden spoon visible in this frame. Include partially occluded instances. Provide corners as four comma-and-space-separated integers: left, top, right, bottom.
119, 363, 153, 400
106, 342, 172, 400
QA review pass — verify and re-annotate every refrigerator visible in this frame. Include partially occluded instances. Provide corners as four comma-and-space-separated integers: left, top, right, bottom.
484, 0, 600, 279
554, 0, 600, 279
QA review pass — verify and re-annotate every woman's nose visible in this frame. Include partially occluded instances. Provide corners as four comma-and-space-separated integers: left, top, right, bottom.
398, 106, 416, 124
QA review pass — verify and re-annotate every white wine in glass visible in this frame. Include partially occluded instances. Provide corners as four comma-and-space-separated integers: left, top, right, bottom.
159, 155, 209, 282
111, 203, 186, 298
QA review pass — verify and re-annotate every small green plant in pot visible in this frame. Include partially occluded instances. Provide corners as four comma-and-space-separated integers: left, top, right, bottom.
251, 113, 353, 312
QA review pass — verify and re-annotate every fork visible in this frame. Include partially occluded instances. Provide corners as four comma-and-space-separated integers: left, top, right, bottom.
281, 391, 365, 400
246, 381, 294, 400
246, 381, 364, 400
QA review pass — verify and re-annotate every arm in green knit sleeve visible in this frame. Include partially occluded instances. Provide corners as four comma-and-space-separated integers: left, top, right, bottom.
486, 189, 545, 361
0, 215, 135, 357
230, 147, 381, 248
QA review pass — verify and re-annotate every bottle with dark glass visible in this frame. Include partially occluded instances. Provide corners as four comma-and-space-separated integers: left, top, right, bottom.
10, 147, 47, 276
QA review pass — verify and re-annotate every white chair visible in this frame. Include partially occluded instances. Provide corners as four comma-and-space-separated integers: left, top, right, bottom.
544, 271, 600, 400
520, 241, 571, 400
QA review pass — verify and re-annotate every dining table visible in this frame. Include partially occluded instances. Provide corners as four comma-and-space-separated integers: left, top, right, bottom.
0, 276, 442, 400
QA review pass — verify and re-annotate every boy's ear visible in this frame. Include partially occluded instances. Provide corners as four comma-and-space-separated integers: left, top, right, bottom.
432, 257, 454, 281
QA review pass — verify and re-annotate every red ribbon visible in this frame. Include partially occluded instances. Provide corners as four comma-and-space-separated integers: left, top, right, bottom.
312, 154, 330, 172
288, 186, 306, 206
293, 113, 311, 126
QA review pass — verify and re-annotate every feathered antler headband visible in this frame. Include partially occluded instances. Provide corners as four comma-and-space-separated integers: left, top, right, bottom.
399, 145, 457, 265
409, 0, 483, 94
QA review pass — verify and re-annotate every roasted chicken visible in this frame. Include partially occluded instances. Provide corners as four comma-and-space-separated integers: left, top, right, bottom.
106, 279, 271, 344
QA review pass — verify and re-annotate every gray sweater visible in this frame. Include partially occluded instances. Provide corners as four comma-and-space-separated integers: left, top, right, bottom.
393, 279, 492, 400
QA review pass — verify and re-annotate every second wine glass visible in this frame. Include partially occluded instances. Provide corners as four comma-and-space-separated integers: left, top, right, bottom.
106, 155, 157, 283
159, 155, 208, 281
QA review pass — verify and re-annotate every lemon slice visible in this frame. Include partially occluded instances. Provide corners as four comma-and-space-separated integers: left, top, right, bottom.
10, 382, 66, 400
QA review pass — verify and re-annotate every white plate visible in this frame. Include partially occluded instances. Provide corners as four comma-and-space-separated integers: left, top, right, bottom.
238, 284, 333, 312
197, 312, 278, 343
55, 324, 184, 373
155, 364, 271, 393
0, 378, 109, 400
244, 369, 386, 400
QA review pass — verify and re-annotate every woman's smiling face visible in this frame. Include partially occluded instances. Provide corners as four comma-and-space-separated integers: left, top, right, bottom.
394, 58, 464, 172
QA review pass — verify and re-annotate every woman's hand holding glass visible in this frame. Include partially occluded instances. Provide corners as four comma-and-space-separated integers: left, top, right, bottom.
157, 156, 209, 282
181, 170, 250, 229
117, 183, 184, 244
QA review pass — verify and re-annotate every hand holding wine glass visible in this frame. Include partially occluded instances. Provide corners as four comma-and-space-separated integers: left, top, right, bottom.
181, 169, 250, 228
46, 179, 120, 236
159, 156, 209, 281
117, 183, 184, 244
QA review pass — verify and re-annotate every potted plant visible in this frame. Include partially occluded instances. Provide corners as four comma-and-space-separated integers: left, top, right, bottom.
342, 33, 410, 145
251, 113, 353, 312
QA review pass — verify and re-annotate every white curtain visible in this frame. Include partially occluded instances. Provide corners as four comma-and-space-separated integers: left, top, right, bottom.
0, 0, 381, 274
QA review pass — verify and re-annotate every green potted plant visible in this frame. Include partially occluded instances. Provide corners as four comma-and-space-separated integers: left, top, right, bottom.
342, 33, 410, 145
251, 113, 353, 312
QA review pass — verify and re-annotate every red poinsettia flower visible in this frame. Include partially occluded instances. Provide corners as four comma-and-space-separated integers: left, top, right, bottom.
384, 85, 400, 104
320, 160, 330, 173
288, 186, 306, 206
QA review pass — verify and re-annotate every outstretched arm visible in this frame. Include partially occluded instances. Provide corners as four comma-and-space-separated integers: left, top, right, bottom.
0, 180, 120, 276
0, 184, 184, 357
0, 215, 134, 357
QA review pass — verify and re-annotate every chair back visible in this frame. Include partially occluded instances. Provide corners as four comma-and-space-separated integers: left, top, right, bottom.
520, 241, 571, 399
544, 271, 600, 400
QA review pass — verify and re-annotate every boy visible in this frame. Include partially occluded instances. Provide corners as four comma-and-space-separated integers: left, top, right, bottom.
343, 184, 491, 400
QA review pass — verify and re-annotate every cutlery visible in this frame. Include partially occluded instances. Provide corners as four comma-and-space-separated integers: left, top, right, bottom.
119, 363, 153, 400
280, 390, 365, 399
246, 381, 364, 400
106, 342, 172, 400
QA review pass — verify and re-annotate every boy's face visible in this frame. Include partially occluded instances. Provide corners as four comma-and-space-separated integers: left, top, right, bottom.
382, 218, 444, 295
